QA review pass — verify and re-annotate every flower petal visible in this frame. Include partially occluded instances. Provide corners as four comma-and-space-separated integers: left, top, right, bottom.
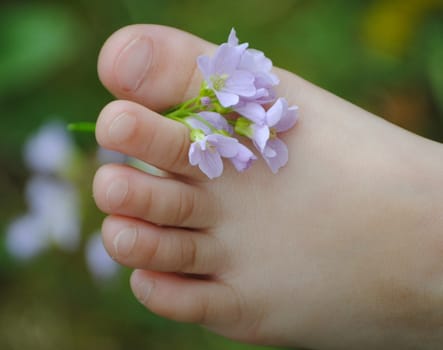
240, 49, 271, 73
252, 124, 270, 152
198, 112, 233, 134
213, 44, 242, 75
216, 91, 239, 107
266, 98, 285, 127
225, 70, 256, 97
208, 134, 239, 158
188, 142, 202, 165
235, 102, 266, 124
197, 55, 212, 80
199, 150, 223, 179
229, 144, 257, 172
263, 138, 288, 174
263, 146, 277, 158
276, 104, 299, 132
228, 28, 239, 46
186, 117, 212, 135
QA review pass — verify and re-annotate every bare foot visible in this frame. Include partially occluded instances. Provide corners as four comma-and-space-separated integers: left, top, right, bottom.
93, 25, 443, 349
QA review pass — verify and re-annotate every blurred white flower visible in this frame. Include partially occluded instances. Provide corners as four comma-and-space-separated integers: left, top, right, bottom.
26, 176, 81, 251
6, 214, 49, 260
6, 176, 81, 260
85, 232, 119, 281
7, 120, 121, 284
24, 121, 74, 174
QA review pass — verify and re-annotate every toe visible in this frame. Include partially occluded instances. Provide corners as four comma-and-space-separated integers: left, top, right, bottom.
130, 270, 243, 327
96, 99, 204, 178
98, 24, 214, 112
93, 164, 216, 228
101, 216, 225, 275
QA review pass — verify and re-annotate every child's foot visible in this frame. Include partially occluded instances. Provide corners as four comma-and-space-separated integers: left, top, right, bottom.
93, 25, 443, 349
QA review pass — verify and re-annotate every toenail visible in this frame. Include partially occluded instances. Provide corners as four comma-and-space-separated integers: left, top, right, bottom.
113, 226, 138, 258
106, 178, 129, 209
108, 113, 137, 143
134, 276, 153, 304
115, 36, 152, 92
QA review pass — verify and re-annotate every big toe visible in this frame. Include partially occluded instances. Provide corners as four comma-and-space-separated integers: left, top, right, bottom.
98, 24, 215, 112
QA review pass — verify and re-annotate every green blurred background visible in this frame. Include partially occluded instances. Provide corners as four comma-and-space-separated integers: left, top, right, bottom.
1, 0, 442, 349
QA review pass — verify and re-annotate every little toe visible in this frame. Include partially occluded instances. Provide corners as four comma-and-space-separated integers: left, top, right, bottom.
101, 216, 225, 275
93, 164, 216, 229
130, 270, 243, 327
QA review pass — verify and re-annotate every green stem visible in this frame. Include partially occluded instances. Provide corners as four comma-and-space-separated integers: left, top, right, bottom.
67, 85, 221, 135
67, 122, 96, 132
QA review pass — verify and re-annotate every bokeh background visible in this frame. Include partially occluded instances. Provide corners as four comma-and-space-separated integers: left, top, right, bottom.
1, 0, 442, 349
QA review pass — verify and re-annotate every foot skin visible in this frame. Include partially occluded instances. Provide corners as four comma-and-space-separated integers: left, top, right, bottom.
93, 25, 443, 349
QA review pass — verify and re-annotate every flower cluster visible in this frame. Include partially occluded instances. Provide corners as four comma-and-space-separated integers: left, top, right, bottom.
165, 29, 298, 178
68, 29, 299, 179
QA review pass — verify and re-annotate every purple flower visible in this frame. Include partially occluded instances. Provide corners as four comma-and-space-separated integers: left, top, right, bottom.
180, 29, 299, 178
189, 133, 241, 179
229, 143, 257, 172
238, 98, 298, 173
197, 28, 280, 109
260, 137, 290, 174
198, 43, 256, 107
187, 112, 256, 178
228, 29, 279, 104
